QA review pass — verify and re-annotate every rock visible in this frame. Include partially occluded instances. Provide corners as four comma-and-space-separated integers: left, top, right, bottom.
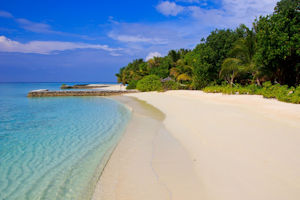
27, 90, 138, 97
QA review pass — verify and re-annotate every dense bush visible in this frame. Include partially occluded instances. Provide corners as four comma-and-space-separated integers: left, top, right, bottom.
126, 80, 138, 89
203, 82, 300, 104
162, 80, 180, 90
136, 75, 162, 92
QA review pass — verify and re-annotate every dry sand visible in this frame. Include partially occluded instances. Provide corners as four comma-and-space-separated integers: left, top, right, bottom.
88, 84, 127, 91
94, 90, 300, 200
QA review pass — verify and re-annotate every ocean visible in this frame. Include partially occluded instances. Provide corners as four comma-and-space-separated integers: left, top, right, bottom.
0, 83, 131, 200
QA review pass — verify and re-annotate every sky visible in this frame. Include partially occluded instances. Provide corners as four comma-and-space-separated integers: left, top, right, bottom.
0, 0, 279, 82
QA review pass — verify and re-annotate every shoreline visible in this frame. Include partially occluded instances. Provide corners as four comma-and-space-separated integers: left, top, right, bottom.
92, 96, 205, 200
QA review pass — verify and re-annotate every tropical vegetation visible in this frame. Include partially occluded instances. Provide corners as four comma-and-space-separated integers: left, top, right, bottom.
116, 0, 300, 103
136, 75, 163, 92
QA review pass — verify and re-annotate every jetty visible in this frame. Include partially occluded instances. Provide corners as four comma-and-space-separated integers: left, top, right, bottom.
27, 90, 138, 97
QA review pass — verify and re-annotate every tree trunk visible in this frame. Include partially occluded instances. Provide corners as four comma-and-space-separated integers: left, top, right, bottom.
230, 76, 234, 87
256, 77, 261, 86
230, 72, 235, 87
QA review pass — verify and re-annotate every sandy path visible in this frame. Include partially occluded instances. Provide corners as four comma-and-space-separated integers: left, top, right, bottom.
125, 91, 300, 200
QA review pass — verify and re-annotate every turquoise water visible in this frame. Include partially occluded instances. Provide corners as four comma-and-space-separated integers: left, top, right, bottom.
0, 83, 131, 200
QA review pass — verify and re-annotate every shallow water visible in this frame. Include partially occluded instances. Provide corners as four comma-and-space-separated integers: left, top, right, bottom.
0, 83, 131, 200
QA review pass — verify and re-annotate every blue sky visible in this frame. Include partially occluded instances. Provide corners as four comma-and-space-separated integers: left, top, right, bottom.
0, 0, 278, 82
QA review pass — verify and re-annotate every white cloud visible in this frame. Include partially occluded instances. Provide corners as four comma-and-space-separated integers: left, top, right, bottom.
108, 32, 167, 44
0, 35, 121, 55
146, 52, 162, 61
15, 18, 87, 39
116, 35, 151, 42
0, 10, 13, 18
106, 20, 209, 57
110, 52, 123, 56
186, 0, 278, 28
0, 11, 90, 40
175, 0, 200, 3
156, 0, 278, 28
0, 11, 59, 34
15, 18, 58, 34
222, 0, 277, 19
156, 1, 185, 16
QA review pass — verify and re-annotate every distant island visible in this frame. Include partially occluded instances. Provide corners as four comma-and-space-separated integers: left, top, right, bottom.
60, 84, 107, 89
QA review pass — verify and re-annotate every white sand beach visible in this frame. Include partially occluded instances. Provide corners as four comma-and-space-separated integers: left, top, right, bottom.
94, 91, 300, 200
88, 84, 127, 91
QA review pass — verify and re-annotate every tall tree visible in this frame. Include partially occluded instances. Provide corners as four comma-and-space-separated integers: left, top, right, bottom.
148, 56, 171, 78
205, 29, 240, 73
220, 25, 258, 85
186, 43, 216, 89
254, 0, 300, 86
116, 59, 146, 84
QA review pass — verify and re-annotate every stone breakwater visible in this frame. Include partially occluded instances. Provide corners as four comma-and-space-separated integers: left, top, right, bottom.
27, 90, 138, 97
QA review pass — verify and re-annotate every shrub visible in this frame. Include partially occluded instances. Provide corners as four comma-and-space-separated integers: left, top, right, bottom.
126, 80, 138, 89
290, 86, 300, 104
202, 83, 300, 104
162, 80, 180, 90
136, 75, 162, 92
245, 84, 261, 94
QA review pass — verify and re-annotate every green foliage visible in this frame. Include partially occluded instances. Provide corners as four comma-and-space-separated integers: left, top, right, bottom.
220, 58, 244, 85
205, 29, 240, 71
291, 86, 300, 104
203, 82, 300, 104
254, 0, 300, 86
177, 73, 192, 82
162, 80, 180, 90
136, 75, 163, 92
220, 25, 258, 85
115, 59, 147, 84
168, 49, 190, 63
126, 80, 138, 89
148, 57, 171, 78
187, 43, 216, 89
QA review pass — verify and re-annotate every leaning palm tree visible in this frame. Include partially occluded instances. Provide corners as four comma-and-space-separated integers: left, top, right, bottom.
220, 58, 245, 86
169, 59, 193, 84
220, 26, 258, 85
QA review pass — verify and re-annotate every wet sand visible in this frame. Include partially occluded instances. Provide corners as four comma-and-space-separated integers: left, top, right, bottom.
92, 96, 204, 200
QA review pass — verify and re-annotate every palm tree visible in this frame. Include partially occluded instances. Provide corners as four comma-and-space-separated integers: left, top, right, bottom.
220, 26, 258, 85
169, 59, 192, 84
177, 73, 192, 82
170, 67, 180, 78
220, 58, 245, 85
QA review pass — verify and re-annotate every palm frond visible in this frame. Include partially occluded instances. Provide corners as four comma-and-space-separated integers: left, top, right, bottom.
177, 73, 192, 81
170, 67, 180, 78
